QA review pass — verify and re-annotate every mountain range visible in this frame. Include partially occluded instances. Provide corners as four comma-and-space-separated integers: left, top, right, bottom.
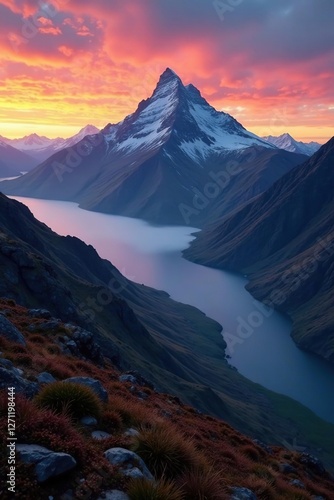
0, 69, 307, 227
184, 136, 334, 365
263, 133, 321, 156
0, 125, 99, 174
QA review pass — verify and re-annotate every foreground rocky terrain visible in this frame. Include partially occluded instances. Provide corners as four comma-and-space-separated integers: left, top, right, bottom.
1, 299, 334, 499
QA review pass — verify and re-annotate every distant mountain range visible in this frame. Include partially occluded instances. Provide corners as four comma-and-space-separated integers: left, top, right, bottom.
0, 125, 99, 165
184, 136, 334, 364
0, 69, 306, 226
263, 133, 321, 156
0, 139, 37, 177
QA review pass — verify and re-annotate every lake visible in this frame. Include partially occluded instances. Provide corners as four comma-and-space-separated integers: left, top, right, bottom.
9, 196, 334, 423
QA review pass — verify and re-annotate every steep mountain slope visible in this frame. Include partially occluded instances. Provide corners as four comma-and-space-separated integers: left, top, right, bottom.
1, 193, 334, 467
1, 300, 334, 498
1, 125, 99, 164
0, 140, 36, 176
263, 133, 321, 156
0, 70, 305, 226
184, 137, 334, 363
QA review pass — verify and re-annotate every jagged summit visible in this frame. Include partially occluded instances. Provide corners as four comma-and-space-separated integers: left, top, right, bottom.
158, 67, 182, 82
1, 70, 304, 226
263, 132, 321, 156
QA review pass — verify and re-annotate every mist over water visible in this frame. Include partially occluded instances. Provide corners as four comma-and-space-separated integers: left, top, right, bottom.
10, 196, 334, 423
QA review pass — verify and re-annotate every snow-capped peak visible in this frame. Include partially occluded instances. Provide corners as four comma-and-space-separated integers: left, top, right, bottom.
103, 68, 273, 159
263, 133, 321, 156
0, 125, 100, 163
61, 125, 100, 149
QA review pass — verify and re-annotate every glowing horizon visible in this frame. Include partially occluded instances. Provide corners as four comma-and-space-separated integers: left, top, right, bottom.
1, 1, 333, 143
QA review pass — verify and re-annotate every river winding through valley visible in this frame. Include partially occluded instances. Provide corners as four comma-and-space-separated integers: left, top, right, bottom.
9, 196, 334, 423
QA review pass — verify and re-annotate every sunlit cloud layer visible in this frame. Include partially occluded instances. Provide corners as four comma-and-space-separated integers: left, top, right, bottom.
0, 0, 333, 141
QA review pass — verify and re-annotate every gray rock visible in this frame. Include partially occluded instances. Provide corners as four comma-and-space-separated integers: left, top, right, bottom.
279, 463, 297, 474
104, 447, 154, 480
0, 315, 26, 345
37, 372, 56, 384
28, 309, 52, 319
75, 330, 104, 364
98, 491, 130, 500
123, 371, 155, 390
0, 367, 38, 398
124, 428, 139, 437
123, 467, 146, 479
0, 358, 14, 369
80, 416, 98, 427
230, 487, 258, 500
38, 319, 61, 331
289, 479, 305, 489
91, 430, 111, 440
66, 340, 77, 349
299, 453, 326, 476
16, 444, 76, 482
119, 374, 137, 384
64, 377, 108, 402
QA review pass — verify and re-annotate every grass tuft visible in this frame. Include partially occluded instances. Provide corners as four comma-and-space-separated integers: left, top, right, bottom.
34, 381, 102, 420
128, 477, 183, 500
132, 423, 206, 480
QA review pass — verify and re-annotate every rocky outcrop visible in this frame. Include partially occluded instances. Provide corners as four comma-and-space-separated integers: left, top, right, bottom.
104, 448, 154, 480
16, 444, 77, 482
36, 372, 56, 384
98, 491, 129, 500
230, 487, 258, 499
28, 308, 52, 319
60, 327, 104, 365
0, 366, 38, 398
0, 314, 26, 345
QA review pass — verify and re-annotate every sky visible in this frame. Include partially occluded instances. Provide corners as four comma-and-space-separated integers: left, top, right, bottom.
0, 0, 333, 142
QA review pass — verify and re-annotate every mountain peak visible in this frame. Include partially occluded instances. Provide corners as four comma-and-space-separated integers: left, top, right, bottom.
161, 67, 180, 79
157, 68, 183, 89
281, 132, 293, 138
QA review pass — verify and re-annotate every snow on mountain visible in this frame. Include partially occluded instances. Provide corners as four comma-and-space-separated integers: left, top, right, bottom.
2, 133, 61, 152
105, 68, 273, 161
1, 69, 304, 226
1, 125, 100, 163
61, 125, 100, 149
263, 133, 321, 156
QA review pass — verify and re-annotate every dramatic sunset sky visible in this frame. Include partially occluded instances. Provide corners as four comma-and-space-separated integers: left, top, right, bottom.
1, 0, 333, 142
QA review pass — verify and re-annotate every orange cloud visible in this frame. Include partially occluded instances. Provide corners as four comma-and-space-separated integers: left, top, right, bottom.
0, 0, 333, 142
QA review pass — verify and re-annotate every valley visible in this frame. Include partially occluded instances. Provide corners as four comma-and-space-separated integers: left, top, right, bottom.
1, 193, 334, 474
8, 195, 334, 425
